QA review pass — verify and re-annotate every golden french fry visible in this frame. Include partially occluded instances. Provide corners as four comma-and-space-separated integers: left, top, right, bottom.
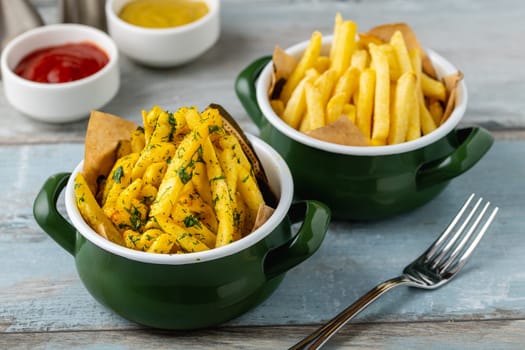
356, 68, 376, 139
314, 69, 338, 106
281, 31, 323, 103
389, 31, 413, 74
303, 81, 326, 131
270, 99, 285, 117
334, 67, 359, 101
314, 56, 331, 73
369, 44, 390, 143
388, 72, 417, 144
329, 13, 344, 62
281, 76, 311, 129
421, 73, 447, 101
326, 93, 347, 125
331, 20, 358, 76
102, 153, 139, 208
142, 162, 167, 187
343, 104, 356, 124
419, 94, 437, 135
428, 99, 444, 125
131, 142, 175, 180
406, 48, 422, 141
350, 49, 370, 71
379, 44, 401, 81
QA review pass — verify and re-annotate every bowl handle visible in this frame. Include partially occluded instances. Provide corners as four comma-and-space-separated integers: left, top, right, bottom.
33, 173, 76, 256
235, 55, 272, 129
416, 126, 494, 189
264, 200, 331, 280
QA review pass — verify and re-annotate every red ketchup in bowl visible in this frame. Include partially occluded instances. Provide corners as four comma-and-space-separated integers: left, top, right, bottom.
14, 42, 109, 83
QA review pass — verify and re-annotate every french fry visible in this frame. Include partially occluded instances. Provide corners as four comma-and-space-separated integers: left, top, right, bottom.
326, 93, 347, 125
331, 20, 358, 76
130, 127, 145, 153
389, 31, 413, 74
369, 43, 390, 143
419, 94, 437, 135
350, 49, 370, 71
74, 173, 124, 245
281, 75, 312, 129
406, 48, 422, 141
131, 142, 175, 180
380, 44, 401, 81
314, 56, 331, 73
388, 72, 417, 144
281, 31, 322, 103
202, 138, 235, 248
428, 99, 444, 125
356, 68, 375, 139
421, 73, 446, 101
270, 99, 285, 117
314, 69, 338, 106
102, 153, 139, 208
329, 13, 344, 62
303, 81, 326, 131
334, 67, 359, 101
343, 104, 356, 124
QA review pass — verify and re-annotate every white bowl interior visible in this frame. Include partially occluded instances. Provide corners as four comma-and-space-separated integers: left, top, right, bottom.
256, 36, 467, 156
65, 134, 294, 265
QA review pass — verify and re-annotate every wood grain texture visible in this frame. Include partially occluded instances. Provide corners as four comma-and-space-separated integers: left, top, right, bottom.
2, 320, 525, 349
0, 142, 523, 335
1, 0, 524, 144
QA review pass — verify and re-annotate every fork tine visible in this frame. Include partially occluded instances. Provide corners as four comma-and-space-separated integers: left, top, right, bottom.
438, 200, 490, 272
430, 197, 483, 268
443, 205, 499, 276
424, 193, 475, 261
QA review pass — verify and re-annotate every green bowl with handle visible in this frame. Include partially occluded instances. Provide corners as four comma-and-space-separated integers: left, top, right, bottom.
235, 37, 493, 220
33, 135, 330, 330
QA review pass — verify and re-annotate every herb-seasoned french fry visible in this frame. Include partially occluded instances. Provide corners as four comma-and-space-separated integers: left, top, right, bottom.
369, 43, 391, 143
356, 68, 376, 139
130, 127, 145, 153
281, 31, 323, 103
131, 142, 175, 180
102, 153, 139, 208
202, 138, 235, 248
75, 173, 124, 245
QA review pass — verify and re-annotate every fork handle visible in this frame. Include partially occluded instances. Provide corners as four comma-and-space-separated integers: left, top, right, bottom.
289, 275, 411, 350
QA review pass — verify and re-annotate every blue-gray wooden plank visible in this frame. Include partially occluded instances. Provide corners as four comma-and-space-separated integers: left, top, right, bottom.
0, 141, 523, 333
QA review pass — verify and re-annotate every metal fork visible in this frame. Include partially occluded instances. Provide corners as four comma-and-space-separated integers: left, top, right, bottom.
290, 193, 499, 350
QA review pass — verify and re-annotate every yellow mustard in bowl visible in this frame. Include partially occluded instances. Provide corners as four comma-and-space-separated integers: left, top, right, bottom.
119, 0, 209, 29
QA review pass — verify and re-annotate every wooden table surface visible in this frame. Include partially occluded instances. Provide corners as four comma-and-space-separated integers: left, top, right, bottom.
1, 0, 524, 349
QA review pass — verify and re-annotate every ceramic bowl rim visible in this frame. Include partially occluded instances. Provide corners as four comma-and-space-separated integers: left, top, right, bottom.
64, 134, 294, 265
106, 0, 219, 36
0, 23, 118, 90
255, 35, 468, 156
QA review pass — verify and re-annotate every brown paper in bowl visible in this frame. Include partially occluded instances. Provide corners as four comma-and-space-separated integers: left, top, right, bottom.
306, 115, 369, 146
364, 22, 437, 78
269, 46, 298, 100
83, 110, 138, 194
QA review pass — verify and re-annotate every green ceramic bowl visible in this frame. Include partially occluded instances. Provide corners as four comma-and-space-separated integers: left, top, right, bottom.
33, 135, 330, 329
235, 37, 493, 220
